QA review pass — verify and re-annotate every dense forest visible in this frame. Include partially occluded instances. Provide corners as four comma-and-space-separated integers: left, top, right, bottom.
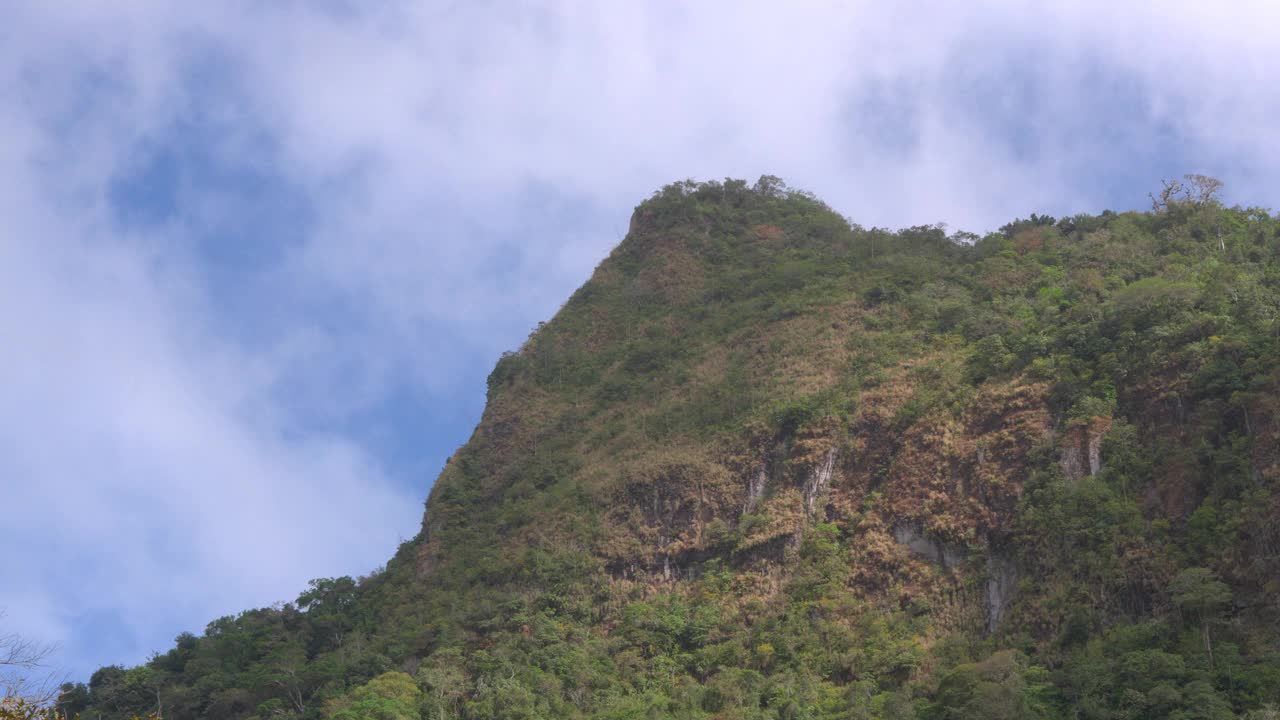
39, 177, 1280, 718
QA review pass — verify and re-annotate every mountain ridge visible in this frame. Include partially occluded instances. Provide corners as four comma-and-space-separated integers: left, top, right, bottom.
60, 176, 1280, 720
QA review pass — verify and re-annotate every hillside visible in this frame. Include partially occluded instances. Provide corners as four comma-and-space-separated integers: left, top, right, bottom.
61, 177, 1280, 719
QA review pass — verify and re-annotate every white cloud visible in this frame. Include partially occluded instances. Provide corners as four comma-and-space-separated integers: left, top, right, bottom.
0, 15, 418, 675
3, 0, 1280, 677
0, 113, 419, 674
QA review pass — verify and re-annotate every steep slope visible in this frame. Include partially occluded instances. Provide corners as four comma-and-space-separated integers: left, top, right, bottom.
67, 177, 1280, 720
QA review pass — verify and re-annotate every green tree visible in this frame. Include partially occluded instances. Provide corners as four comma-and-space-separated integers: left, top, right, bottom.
325, 672, 421, 720
416, 650, 465, 720
1169, 568, 1232, 665
927, 651, 1054, 720
122, 667, 165, 718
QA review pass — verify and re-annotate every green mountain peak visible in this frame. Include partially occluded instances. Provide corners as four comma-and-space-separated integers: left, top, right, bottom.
62, 177, 1280, 720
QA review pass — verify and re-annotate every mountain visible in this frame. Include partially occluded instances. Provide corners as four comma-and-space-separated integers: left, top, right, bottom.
62, 177, 1280, 719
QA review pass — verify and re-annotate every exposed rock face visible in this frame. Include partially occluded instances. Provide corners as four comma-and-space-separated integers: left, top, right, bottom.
887, 524, 1018, 633
985, 552, 1018, 632
802, 449, 838, 517
892, 523, 966, 570
603, 456, 738, 579
1060, 416, 1113, 481
744, 465, 767, 512
859, 379, 1052, 541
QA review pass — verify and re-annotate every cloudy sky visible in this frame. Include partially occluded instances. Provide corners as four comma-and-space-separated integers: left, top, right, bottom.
3, 1, 1279, 681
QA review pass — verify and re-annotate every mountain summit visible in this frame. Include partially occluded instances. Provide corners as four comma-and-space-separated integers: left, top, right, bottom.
65, 178, 1280, 719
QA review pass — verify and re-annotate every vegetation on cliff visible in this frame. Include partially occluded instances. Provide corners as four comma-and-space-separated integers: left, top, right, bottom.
51, 176, 1280, 719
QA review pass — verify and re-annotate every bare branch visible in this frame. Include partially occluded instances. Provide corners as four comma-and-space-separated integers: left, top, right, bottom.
1150, 178, 1184, 212
0, 614, 55, 671
1183, 173, 1224, 204
1, 612, 63, 707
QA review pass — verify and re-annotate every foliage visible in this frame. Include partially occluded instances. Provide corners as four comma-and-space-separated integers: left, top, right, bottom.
324, 672, 419, 720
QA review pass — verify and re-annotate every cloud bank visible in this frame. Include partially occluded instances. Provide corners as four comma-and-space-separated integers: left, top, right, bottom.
3, 1, 1279, 678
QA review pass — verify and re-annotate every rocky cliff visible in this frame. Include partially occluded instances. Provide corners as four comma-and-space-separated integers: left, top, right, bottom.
69, 177, 1280, 720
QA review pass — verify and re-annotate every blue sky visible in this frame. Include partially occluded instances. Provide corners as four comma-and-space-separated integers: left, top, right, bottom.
3, 1, 1280, 684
